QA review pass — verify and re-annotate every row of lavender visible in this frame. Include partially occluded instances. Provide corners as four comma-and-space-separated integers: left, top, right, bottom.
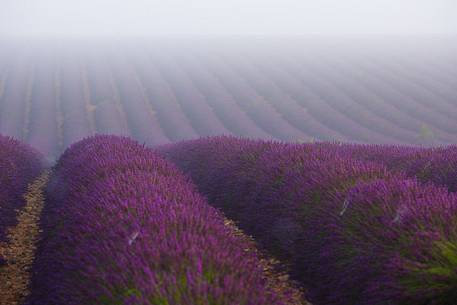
329, 143, 457, 192
0, 134, 43, 242
159, 136, 457, 305
27, 135, 302, 305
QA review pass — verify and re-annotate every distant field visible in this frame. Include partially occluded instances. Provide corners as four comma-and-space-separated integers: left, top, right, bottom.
0, 37, 456, 158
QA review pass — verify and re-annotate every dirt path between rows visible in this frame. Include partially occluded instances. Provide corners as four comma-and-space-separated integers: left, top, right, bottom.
0, 171, 50, 305
224, 218, 312, 305
0, 171, 311, 305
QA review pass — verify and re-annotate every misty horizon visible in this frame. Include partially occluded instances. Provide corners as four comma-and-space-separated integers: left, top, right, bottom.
0, 0, 456, 158
1, 0, 456, 38
0, 35, 456, 160
1, 2, 457, 305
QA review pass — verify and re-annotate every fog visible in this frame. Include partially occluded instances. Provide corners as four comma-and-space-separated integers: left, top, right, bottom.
0, 1, 456, 158
0, 0, 456, 37
1, 5, 457, 305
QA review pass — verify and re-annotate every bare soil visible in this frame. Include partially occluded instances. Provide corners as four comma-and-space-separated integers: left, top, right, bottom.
0, 171, 50, 305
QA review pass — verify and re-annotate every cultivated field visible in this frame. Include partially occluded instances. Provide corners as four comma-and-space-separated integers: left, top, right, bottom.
1, 37, 457, 305
0, 37, 456, 159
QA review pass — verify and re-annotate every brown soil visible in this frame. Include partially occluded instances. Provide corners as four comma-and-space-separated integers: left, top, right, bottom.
0, 172, 311, 305
0, 171, 50, 305
223, 218, 312, 305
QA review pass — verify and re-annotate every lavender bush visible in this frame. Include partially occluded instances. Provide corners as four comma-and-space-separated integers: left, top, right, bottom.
323, 142, 457, 192
160, 136, 457, 305
0, 134, 44, 241
27, 135, 298, 305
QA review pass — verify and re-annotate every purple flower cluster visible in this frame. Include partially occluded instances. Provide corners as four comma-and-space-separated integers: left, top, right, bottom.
159, 136, 457, 305
27, 135, 294, 305
331, 143, 457, 192
0, 134, 44, 241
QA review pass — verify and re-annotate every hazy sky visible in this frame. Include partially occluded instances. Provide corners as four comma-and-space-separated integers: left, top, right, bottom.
0, 0, 456, 37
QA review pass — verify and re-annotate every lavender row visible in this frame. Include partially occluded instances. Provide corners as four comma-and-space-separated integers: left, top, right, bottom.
159, 136, 457, 305
27, 135, 300, 305
0, 134, 43, 242
59, 53, 93, 148
325, 143, 457, 192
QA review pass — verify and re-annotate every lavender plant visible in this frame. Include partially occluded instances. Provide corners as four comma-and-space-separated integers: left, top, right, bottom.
27, 135, 298, 305
0, 134, 44, 242
160, 135, 457, 305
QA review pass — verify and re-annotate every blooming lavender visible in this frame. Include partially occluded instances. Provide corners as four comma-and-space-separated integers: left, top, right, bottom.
321, 142, 457, 192
27, 135, 296, 305
160, 135, 457, 305
0, 134, 44, 242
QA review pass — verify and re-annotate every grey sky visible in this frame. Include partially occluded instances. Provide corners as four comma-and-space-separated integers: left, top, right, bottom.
0, 0, 456, 37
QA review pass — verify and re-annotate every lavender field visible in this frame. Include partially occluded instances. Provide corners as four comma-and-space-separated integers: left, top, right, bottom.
0, 29, 457, 305
2, 0, 457, 304
0, 37, 457, 160
2, 133, 457, 304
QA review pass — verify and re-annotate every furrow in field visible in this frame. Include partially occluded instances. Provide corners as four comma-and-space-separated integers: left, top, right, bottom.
166, 50, 275, 140
327, 53, 457, 143
375, 52, 457, 111
194, 50, 310, 142
153, 50, 232, 137
26, 54, 59, 159
221, 52, 344, 142
84, 51, 130, 136
356, 53, 457, 123
345, 54, 457, 135
0, 54, 33, 140
108, 50, 170, 146
289, 52, 438, 145
245, 53, 385, 144
0, 171, 49, 305
59, 51, 93, 148
132, 49, 199, 141
279, 54, 406, 144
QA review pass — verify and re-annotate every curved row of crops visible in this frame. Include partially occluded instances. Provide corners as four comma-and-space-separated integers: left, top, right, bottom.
1, 39, 456, 159
159, 136, 457, 305
27, 135, 304, 305
0, 134, 43, 242
316, 143, 457, 192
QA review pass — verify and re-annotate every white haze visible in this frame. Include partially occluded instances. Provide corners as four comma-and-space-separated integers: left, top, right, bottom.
0, 0, 456, 38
